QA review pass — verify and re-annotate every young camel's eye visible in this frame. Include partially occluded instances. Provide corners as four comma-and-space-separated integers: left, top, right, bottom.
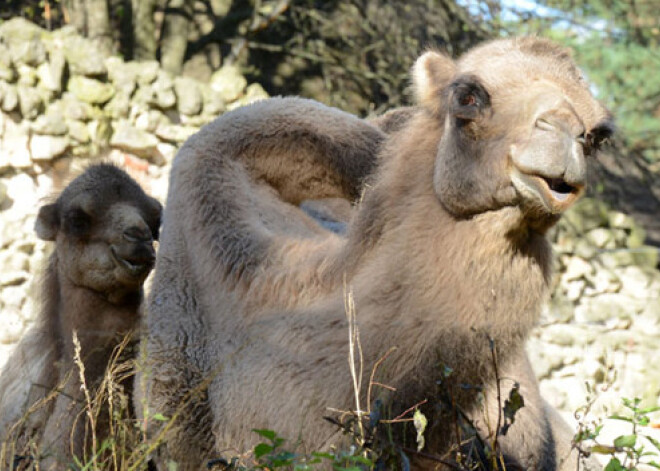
64, 208, 92, 238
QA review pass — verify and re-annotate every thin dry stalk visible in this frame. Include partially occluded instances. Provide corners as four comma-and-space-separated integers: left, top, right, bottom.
344, 278, 365, 445
72, 330, 98, 469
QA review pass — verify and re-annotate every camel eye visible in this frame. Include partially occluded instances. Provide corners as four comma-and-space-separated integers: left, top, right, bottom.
450, 75, 490, 121
460, 94, 477, 107
64, 207, 92, 237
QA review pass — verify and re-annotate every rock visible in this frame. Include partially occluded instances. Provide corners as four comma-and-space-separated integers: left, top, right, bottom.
0, 181, 7, 206
0, 84, 18, 112
155, 124, 197, 143
584, 268, 621, 294
156, 142, 177, 163
67, 120, 90, 143
110, 121, 160, 161
31, 110, 68, 135
36, 48, 66, 93
135, 109, 169, 133
608, 211, 635, 230
88, 118, 113, 146
106, 57, 139, 95
617, 266, 651, 297
563, 256, 593, 281
228, 82, 269, 110
561, 198, 609, 233
137, 61, 160, 85
17, 64, 38, 86
105, 91, 132, 119
62, 35, 107, 76
575, 293, 644, 324
627, 224, 646, 249
0, 18, 47, 67
174, 77, 203, 116
0, 118, 31, 169
68, 76, 115, 104
596, 250, 635, 269
30, 134, 70, 161
563, 279, 585, 302
210, 64, 247, 103
0, 44, 16, 82
631, 246, 658, 269
59, 92, 94, 121
541, 324, 596, 346
17, 85, 43, 119
2, 284, 28, 310
585, 228, 614, 249
151, 72, 176, 109
0, 307, 25, 344
201, 86, 226, 116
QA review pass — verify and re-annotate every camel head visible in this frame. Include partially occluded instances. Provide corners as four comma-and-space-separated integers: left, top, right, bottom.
35, 164, 162, 303
413, 37, 614, 233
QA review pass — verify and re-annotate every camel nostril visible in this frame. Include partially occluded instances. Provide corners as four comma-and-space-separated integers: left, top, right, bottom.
123, 227, 152, 243
542, 177, 575, 195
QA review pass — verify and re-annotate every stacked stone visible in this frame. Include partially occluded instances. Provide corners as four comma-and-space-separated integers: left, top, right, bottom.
0, 18, 267, 172
0, 18, 268, 365
529, 197, 660, 415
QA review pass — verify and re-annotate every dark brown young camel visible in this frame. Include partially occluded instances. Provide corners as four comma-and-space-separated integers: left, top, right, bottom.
0, 164, 162, 470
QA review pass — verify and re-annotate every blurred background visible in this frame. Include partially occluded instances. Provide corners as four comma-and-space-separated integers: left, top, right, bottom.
0, 0, 660, 462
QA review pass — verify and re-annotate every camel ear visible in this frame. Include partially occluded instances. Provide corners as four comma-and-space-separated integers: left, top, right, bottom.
412, 50, 456, 115
35, 203, 59, 241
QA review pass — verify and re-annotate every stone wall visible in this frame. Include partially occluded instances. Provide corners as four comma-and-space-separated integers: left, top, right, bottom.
1, 18, 659, 425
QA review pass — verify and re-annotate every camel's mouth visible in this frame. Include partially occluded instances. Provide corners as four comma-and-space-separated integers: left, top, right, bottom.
511, 169, 583, 214
110, 246, 155, 279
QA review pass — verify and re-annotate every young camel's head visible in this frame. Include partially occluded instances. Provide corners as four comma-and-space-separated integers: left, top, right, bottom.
35, 164, 162, 303
414, 37, 613, 233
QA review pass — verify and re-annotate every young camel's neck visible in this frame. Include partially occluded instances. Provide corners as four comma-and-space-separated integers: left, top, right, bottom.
44, 254, 141, 362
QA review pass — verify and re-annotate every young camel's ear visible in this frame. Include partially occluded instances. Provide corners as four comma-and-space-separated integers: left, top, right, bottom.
412, 50, 457, 116
35, 203, 59, 241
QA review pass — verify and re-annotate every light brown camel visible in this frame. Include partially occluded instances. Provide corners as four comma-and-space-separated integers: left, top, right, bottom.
138, 37, 612, 470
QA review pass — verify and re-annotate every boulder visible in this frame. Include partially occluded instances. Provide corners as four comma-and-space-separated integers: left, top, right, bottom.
62, 35, 107, 76
110, 121, 160, 161
210, 64, 247, 103
30, 134, 70, 161
174, 77, 203, 116
0, 18, 47, 67
17, 85, 43, 119
68, 76, 115, 104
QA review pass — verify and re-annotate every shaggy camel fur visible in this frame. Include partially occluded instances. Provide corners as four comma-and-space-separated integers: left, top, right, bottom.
138, 37, 613, 470
0, 164, 161, 470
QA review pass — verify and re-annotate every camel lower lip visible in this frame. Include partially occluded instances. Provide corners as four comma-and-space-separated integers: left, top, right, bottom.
111, 247, 152, 276
511, 169, 582, 213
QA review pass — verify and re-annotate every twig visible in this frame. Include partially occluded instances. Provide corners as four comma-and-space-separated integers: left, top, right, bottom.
367, 346, 398, 413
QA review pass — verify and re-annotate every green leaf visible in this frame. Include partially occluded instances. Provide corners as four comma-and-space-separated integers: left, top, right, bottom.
311, 452, 335, 460
590, 445, 617, 455
646, 435, 660, 454
613, 435, 637, 448
609, 414, 634, 423
605, 457, 625, 471
413, 409, 427, 452
640, 406, 660, 415
647, 461, 660, 469
253, 429, 277, 441
151, 413, 169, 422
254, 443, 274, 459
